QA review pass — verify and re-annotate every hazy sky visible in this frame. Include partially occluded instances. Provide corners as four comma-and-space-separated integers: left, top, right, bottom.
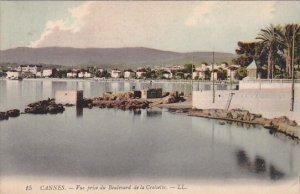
1, 1, 299, 53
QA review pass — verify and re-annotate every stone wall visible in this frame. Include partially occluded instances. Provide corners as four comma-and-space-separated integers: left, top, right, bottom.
55, 90, 83, 105
240, 79, 300, 90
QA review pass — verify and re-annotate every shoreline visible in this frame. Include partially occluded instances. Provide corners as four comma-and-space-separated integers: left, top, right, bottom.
160, 107, 300, 141
0, 77, 239, 85
0, 89, 299, 141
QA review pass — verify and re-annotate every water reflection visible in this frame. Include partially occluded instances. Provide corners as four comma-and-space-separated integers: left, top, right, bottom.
235, 149, 285, 180
76, 107, 83, 117
0, 80, 238, 110
270, 165, 285, 180
146, 109, 162, 117
254, 156, 266, 173
236, 150, 251, 169
133, 109, 141, 115
0, 80, 299, 181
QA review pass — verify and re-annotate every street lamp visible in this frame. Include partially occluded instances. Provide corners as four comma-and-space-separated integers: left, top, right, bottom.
212, 50, 215, 103
290, 25, 295, 111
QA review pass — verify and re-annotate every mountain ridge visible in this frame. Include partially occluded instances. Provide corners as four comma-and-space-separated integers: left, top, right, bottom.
0, 47, 236, 68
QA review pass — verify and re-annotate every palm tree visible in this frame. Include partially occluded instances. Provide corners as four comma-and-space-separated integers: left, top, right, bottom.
256, 25, 281, 79
278, 24, 300, 77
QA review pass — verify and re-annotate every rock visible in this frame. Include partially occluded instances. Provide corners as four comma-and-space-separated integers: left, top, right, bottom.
65, 103, 75, 107
231, 111, 238, 119
47, 104, 65, 114
175, 108, 189, 113
107, 102, 113, 108
288, 120, 297, 127
6, 109, 20, 117
226, 112, 233, 119
25, 105, 47, 114
25, 99, 65, 114
242, 112, 251, 121
0, 112, 9, 120
162, 92, 170, 97
87, 103, 93, 109
263, 119, 274, 129
219, 121, 226, 125
163, 95, 176, 104
249, 114, 256, 121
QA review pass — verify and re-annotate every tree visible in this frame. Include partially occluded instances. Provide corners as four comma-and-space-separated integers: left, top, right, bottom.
256, 25, 282, 79
278, 24, 300, 77
175, 72, 184, 79
183, 64, 195, 74
234, 67, 247, 80
232, 41, 267, 71
216, 68, 227, 80
53, 70, 67, 78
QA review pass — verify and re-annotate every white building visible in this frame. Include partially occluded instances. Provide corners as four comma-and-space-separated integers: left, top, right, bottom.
111, 69, 123, 78
164, 65, 184, 72
163, 72, 172, 79
136, 70, 146, 79
226, 65, 239, 81
97, 68, 104, 73
211, 71, 218, 81
192, 71, 206, 80
84, 72, 92, 78
78, 72, 84, 78
16, 65, 42, 74
42, 69, 54, 77
67, 72, 77, 78
6, 71, 21, 79
124, 70, 136, 79
36, 71, 43, 78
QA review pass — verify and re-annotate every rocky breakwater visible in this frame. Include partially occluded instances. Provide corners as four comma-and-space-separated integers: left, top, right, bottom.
25, 98, 65, 114
80, 92, 150, 110
151, 91, 185, 106
186, 108, 299, 140
0, 109, 20, 121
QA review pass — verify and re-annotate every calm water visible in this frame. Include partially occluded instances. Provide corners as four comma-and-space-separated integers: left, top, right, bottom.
0, 79, 299, 181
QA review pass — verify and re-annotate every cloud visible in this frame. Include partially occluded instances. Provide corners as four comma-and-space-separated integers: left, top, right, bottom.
30, 2, 195, 49
185, 2, 218, 26
29, 1, 300, 52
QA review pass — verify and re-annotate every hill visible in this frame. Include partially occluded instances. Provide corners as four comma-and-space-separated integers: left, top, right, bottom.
0, 47, 236, 68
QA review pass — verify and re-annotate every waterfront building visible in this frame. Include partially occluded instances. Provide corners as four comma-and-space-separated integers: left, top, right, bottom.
16, 65, 42, 74
6, 71, 21, 79
111, 69, 123, 78
42, 69, 55, 77
97, 68, 104, 73
136, 70, 146, 79
163, 72, 173, 79
226, 65, 239, 81
78, 72, 84, 78
36, 71, 43, 78
124, 70, 136, 79
84, 72, 92, 78
164, 65, 184, 72
246, 61, 261, 79
192, 71, 206, 80
210, 71, 218, 81
67, 72, 78, 78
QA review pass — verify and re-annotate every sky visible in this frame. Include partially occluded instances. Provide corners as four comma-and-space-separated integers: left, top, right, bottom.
0, 1, 299, 53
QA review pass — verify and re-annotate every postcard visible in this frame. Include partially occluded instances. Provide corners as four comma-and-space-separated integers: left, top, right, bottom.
0, 1, 299, 194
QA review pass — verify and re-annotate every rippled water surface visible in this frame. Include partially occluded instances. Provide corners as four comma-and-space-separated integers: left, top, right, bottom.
0, 79, 299, 181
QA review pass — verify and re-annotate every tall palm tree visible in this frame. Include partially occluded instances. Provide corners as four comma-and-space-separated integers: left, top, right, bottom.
278, 24, 300, 77
256, 25, 281, 79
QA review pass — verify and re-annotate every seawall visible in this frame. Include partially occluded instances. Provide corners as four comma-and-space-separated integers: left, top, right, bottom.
193, 81, 300, 124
